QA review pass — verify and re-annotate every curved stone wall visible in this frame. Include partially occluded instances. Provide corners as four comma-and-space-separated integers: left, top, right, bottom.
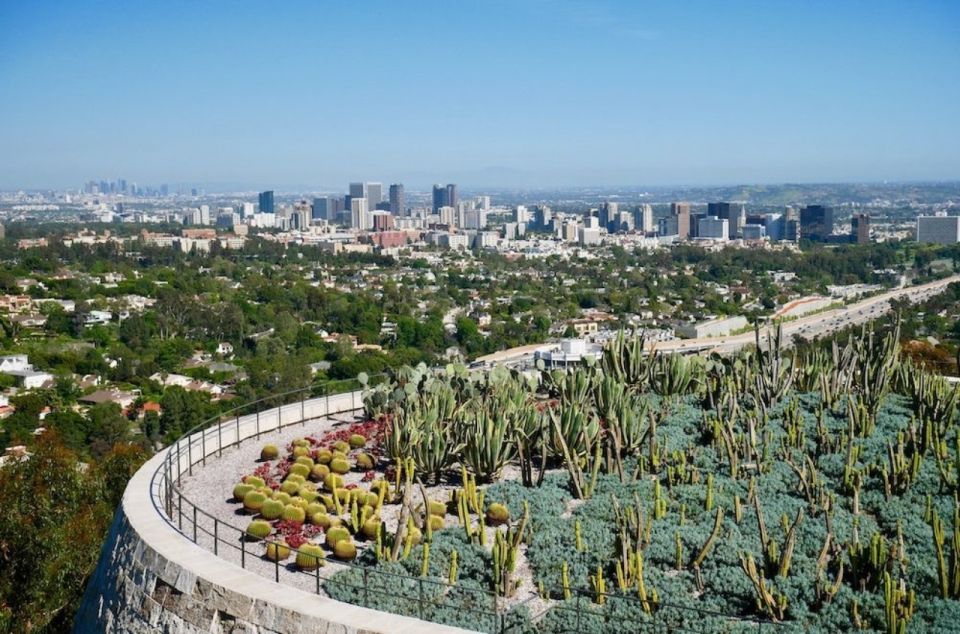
75, 392, 475, 634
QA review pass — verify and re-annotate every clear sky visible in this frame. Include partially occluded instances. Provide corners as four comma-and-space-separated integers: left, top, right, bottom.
1, 0, 958, 189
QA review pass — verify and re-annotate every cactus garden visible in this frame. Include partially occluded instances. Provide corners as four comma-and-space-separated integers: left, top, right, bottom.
223, 324, 960, 633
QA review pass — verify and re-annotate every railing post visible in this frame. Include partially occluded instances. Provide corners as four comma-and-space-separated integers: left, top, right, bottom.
301, 391, 305, 425
192, 506, 197, 542
202, 424, 206, 465
217, 418, 222, 457
241, 532, 246, 568
236, 414, 240, 445
177, 490, 182, 531
275, 546, 280, 582
256, 409, 260, 439
316, 564, 320, 594
214, 519, 218, 556
363, 567, 369, 607
418, 577, 424, 620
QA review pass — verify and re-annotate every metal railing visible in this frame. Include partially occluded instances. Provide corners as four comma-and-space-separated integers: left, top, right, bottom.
148, 376, 513, 633
148, 376, 787, 634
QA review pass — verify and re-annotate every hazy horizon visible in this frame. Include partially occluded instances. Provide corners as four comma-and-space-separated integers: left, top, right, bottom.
2, 0, 958, 189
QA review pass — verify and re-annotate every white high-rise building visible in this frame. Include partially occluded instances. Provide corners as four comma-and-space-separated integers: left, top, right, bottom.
638, 204, 654, 233
351, 198, 370, 231
439, 206, 456, 227
476, 196, 490, 211
240, 202, 255, 218
515, 205, 530, 224
698, 216, 729, 240
916, 214, 960, 244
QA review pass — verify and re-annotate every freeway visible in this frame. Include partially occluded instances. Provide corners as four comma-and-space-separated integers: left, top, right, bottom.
654, 274, 960, 354
474, 275, 960, 366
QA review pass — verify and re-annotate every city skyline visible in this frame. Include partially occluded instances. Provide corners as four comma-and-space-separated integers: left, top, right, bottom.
1, 1, 959, 189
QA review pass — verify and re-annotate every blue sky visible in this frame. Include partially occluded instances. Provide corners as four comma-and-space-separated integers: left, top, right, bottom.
1, 0, 958, 189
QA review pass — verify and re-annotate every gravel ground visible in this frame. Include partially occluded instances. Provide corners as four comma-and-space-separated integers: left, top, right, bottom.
174, 410, 551, 619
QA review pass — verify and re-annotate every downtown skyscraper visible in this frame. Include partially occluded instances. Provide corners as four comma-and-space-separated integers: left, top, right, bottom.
389, 184, 405, 216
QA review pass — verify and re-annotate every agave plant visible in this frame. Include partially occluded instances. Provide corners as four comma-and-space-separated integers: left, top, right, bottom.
602, 330, 652, 390
459, 408, 516, 482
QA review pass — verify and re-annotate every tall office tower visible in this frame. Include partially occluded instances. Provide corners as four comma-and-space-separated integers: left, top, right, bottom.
535, 205, 553, 230
689, 213, 706, 238
349, 182, 366, 200
786, 219, 801, 241
707, 202, 746, 237
258, 191, 275, 213
389, 184, 405, 216
238, 202, 254, 218
657, 216, 676, 236
616, 211, 634, 233
636, 204, 654, 234
431, 183, 458, 212
312, 197, 332, 221
851, 213, 871, 244
515, 205, 530, 224
916, 214, 960, 244
800, 205, 835, 242
346, 182, 365, 211
366, 183, 383, 214
598, 201, 618, 232
350, 197, 370, 230
432, 185, 446, 212
476, 196, 491, 211
670, 202, 691, 239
